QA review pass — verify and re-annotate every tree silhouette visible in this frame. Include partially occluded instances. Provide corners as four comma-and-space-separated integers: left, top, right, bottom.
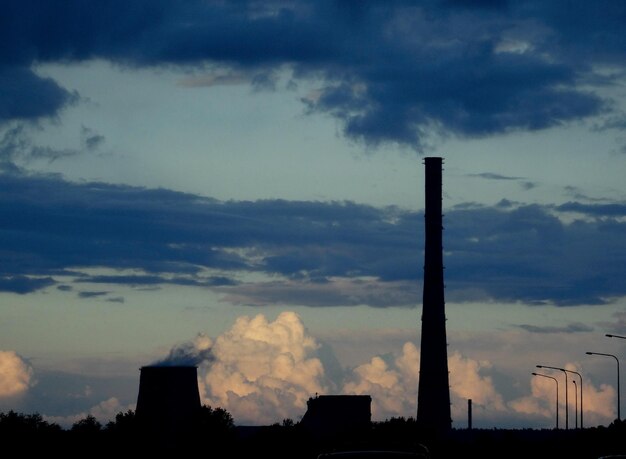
0, 410, 63, 455
196, 404, 235, 433
282, 418, 295, 427
0, 410, 61, 434
71, 414, 102, 433
104, 409, 137, 433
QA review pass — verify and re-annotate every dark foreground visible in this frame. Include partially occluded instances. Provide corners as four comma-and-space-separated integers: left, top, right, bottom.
1, 411, 625, 459
230, 420, 626, 459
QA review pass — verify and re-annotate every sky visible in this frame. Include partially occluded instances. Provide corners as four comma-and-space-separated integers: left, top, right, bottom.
0, 0, 625, 430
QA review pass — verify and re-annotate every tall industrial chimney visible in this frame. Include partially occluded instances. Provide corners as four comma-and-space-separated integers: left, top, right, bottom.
135, 365, 202, 442
416, 157, 452, 432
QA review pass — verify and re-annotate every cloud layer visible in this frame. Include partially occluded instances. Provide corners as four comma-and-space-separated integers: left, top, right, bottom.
0, 171, 624, 306
170, 312, 618, 427
2, 311, 619, 428
2, 1, 625, 149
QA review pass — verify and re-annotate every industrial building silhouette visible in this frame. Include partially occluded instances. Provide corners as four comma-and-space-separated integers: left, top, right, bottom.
132, 158, 452, 440
300, 394, 372, 439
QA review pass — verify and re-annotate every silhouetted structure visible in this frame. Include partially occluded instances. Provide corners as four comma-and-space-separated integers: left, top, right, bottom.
300, 394, 372, 439
5, 408, 626, 459
416, 157, 452, 433
135, 365, 201, 443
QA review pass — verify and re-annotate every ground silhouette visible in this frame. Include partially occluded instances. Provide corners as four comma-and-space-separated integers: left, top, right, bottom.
1, 409, 625, 458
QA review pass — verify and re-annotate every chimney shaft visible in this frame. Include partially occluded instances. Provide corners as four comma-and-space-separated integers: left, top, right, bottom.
416, 157, 452, 432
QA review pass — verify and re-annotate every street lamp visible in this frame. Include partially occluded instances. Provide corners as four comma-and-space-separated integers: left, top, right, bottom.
606, 334, 626, 340
533, 372, 559, 429
537, 365, 569, 430
561, 369, 584, 429
572, 380, 578, 429
586, 351, 621, 421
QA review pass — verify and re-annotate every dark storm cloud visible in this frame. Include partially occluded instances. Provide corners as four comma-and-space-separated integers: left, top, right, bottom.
76, 274, 237, 287
0, 275, 55, 294
470, 172, 525, 181
1, 171, 625, 306
1, 0, 623, 148
556, 202, 626, 218
0, 124, 86, 165
217, 279, 421, 308
469, 173, 538, 192
529, 1, 626, 65
440, 202, 626, 306
78, 291, 108, 299
0, 171, 420, 284
0, 66, 78, 123
517, 322, 594, 334
80, 127, 105, 151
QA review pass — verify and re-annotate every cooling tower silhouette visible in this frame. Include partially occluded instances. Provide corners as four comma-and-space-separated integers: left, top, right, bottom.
135, 365, 201, 440
416, 157, 452, 432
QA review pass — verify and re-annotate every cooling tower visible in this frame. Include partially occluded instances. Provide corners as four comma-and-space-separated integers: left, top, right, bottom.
416, 157, 452, 432
135, 365, 202, 440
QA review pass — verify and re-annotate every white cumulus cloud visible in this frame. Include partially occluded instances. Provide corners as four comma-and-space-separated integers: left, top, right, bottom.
198, 311, 330, 425
342, 345, 509, 424
159, 312, 621, 429
449, 351, 507, 418
509, 364, 617, 428
343, 342, 419, 420
0, 350, 34, 398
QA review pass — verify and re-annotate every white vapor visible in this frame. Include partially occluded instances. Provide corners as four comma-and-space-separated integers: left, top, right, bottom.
151, 333, 214, 367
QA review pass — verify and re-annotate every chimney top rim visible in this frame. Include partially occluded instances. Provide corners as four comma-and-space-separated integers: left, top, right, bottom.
140, 365, 198, 370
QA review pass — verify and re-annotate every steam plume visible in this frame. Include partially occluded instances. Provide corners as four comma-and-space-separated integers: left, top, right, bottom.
152, 334, 214, 367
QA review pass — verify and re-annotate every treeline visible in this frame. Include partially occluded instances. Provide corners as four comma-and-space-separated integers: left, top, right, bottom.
0, 404, 235, 433
1, 409, 625, 458
0, 405, 236, 456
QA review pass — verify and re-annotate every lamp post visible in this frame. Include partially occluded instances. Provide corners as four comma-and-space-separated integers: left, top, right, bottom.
572, 380, 578, 429
586, 351, 621, 421
533, 372, 559, 429
560, 369, 584, 429
537, 365, 569, 430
